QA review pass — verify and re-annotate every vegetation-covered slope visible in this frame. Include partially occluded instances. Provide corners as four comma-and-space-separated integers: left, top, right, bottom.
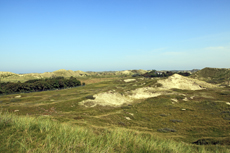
190, 67, 230, 85
1, 110, 229, 153
0, 69, 149, 83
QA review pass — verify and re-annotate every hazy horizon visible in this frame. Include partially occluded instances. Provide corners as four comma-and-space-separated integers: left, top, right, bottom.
1, 0, 230, 73
0, 67, 219, 74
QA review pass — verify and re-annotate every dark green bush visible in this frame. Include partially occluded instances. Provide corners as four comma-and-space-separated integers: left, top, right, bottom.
85, 95, 95, 100
0, 77, 82, 95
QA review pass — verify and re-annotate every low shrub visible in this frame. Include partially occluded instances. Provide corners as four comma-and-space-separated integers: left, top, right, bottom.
85, 95, 95, 99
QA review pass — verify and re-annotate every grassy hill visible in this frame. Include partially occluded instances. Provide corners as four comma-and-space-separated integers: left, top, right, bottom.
190, 67, 230, 85
0, 74, 230, 152
1, 110, 229, 153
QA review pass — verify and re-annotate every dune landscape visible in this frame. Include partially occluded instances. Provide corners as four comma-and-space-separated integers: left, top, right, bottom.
1, 0, 230, 152
1, 67, 230, 152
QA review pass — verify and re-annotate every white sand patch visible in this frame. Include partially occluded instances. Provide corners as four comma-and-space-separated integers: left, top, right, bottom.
183, 97, 189, 101
129, 113, 134, 116
95, 92, 132, 106
157, 74, 219, 90
124, 79, 136, 82
121, 70, 132, 75
15, 95, 21, 98
171, 98, 178, 103
79, 93, 133, 107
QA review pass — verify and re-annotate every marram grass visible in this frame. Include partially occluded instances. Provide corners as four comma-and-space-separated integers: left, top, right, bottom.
0, 110, 229, 153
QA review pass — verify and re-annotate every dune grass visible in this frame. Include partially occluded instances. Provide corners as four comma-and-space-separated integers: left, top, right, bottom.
190, 67, 230, 85
1, 110, 229, 153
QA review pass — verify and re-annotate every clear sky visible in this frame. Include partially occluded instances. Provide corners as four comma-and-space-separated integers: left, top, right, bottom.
1, 0, 230, 73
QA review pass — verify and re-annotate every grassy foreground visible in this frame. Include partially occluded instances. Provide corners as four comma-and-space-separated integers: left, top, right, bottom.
0, 110, 229, 153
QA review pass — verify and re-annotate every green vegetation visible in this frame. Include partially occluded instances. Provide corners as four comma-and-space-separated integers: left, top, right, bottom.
0, 76, 81, 94
0, 69, 230, 152
191, 67, 230, 85
141, 70, 190, 77
0, 69, 133, 83
1, 110, 229, 153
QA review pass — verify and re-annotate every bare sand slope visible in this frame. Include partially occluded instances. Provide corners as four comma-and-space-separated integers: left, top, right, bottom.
79, 87, 167, 107
157, 74, 219, 90
81, 92, 132, 107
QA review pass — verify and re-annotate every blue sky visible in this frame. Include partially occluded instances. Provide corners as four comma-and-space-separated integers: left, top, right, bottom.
0, 0, 230, 73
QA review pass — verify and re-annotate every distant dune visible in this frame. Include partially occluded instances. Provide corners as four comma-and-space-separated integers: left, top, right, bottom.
1, 68, 229, 85
190, 67, 230, 84
0, 69, 150, 82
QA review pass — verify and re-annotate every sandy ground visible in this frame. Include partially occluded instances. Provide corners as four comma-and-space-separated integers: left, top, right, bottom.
80, 92, 133, 107
79, 87, 170, 107
157, 74, 219, 90
79, 74, 220, 107
124, 79, 136, 82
